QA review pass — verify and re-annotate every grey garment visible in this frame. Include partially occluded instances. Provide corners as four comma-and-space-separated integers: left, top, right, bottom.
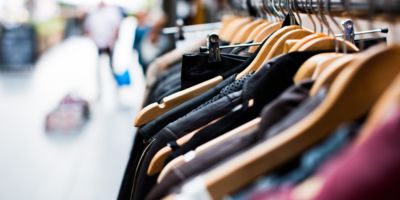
232, 121, 362, 200
147, 130, 258, 200
263, 87, 328, 139
131, 91, 244, 200
139, 75, 236, 141
256, 79, 314, 137
188, 73, 253, 114
146, 81, 315, 200
231, 88, 331, 200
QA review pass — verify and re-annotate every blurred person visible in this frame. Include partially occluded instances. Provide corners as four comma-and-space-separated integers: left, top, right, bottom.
84, 1, 123, 99
133, 0, 180, 73
84, 1, 123, 73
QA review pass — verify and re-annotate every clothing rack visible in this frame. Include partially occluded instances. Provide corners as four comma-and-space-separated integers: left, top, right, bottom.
120, 1, 400, 199
162, 22, 221, 35
162, 0, 399, 35
238, 0, 400, 18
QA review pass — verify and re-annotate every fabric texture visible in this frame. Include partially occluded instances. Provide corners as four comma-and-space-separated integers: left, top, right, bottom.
314, 107, 400, 200
139, 75, 235, 141
147, 80, 316, 200
181, 52, 250, 89
166, 79, 314, 163
132, 91, 244, 200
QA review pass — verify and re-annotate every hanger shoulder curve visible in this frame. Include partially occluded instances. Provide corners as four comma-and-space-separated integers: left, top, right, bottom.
244, 22, 272, 42
147, 117, 223, 175
289, 33, 326, 52
158, 155, 185, 183
221, 17, 252, 42
147, 131, 196, 175
203, 45, 400, 199
266, 28, 314, 61
196, 118, 261, 153
309, 54, 357, 96
218, 15, 240, 37
156, 118, 260, 183
356, 73, 400, 145
230, 19, 267, 44
311, 54, 346, 79
237, 25, 301, 79
134, 76, 223, 127
293, 53, 341, 84
298, 37, 359, 52
248, 22, 283, 53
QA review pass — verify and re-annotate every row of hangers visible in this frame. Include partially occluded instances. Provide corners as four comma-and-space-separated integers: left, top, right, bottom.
134, 0, 393, 127
134, 0, 400, 198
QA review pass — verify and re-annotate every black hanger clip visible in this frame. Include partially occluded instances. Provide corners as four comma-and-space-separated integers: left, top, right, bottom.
206, 33, 222, 63
341, 19, 355, 43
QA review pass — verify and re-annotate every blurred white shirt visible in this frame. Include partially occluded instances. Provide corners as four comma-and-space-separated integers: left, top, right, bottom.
84, 6, 123, 49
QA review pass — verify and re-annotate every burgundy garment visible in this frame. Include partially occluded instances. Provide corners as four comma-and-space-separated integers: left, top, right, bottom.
314, 107, 400, 200
249, 184, 293, 200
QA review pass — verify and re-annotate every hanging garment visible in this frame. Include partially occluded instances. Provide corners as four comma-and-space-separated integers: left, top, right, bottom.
146, 79, 314, 200
165, 79, 314, 163
314, 107, 400, 200
235, 121, 362, 200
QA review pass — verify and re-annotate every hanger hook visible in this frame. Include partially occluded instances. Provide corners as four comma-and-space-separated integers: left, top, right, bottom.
276, 0, 284, 19
271, 0, 280, 21
311, 0, 324, 33
292, 0, 302, 26
251, 0, 261, 18
255, 0, 264, 19
305, 0, 317, 32
261, 0, 270, 19
270, 0, 281, 20
325, 0, 343, 52
320, 0, 333, 36
309, 0, 323, 33
261, 0, 271, 21
286, 0, 295, 24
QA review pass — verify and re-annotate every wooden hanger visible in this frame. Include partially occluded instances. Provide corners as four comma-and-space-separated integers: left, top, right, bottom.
236, 25, 301, 78
134, 20, 283, 127
244, 21, 272, 42
157, 118, 261, 183
134, 76, 222, 126
293, 53, 342, 84
147, 118, 223, 175
298, 37, 359, 52
220, 17, 252, 42
356, 73, 400, 145
265, 28, 313, 60
200, 45, 400, 199
309, 54, 358, 96
289, 66, 400, 200
311, 54, 346, 80
218, 15, 241, 37
248, 22, 283, 53
147, 130, 197, 176
283, 39, 300, 53
289, 33, 327, 52
230, 19, 268, 44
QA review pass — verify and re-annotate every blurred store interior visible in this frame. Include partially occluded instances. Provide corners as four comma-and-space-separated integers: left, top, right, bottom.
1, 0, 400, 200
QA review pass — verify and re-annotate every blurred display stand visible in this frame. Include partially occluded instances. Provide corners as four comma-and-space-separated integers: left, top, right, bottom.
0, 23, 37, 70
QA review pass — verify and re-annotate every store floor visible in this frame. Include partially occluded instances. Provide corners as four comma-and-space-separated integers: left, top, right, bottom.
0, 35, 145, 199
